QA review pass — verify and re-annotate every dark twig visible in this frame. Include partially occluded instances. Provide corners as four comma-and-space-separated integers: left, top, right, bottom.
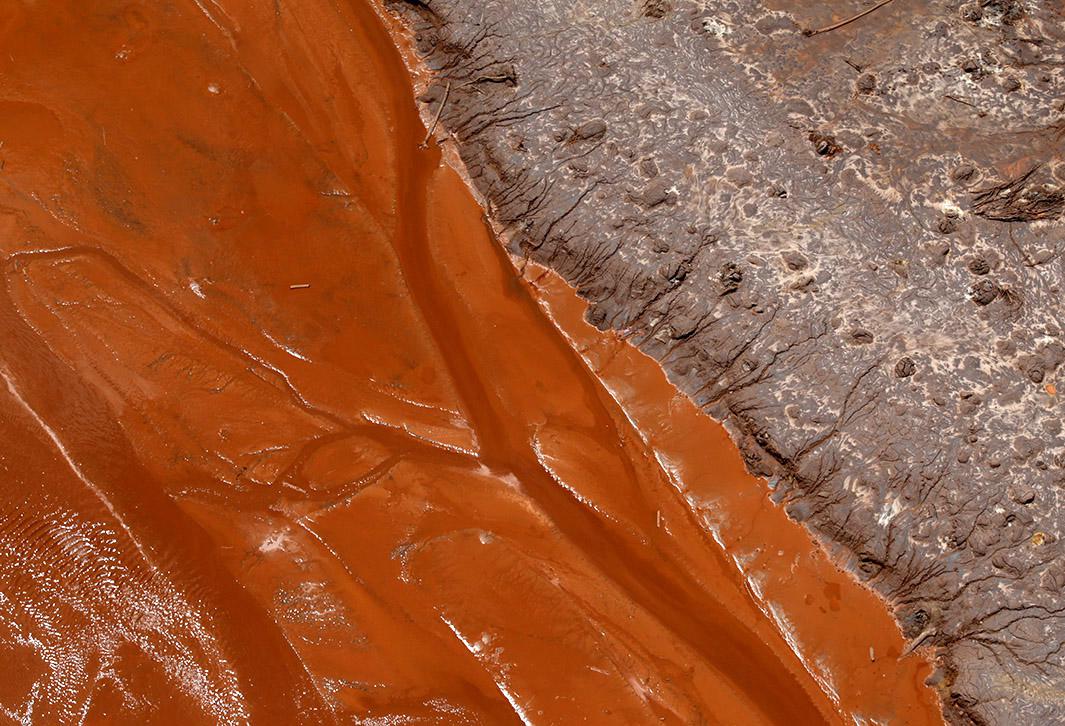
420, 81, 451, 149
944, 94, 978, 108
803, 0, 898, 37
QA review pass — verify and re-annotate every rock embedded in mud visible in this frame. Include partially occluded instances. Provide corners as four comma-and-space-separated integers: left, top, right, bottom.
635, 178, 674, 208
780, 250, 807, 270
850, 328, 875, 344
968, 257, 991, 275
895, 356, 917, 378
719, 262, 743, 294
808, 131, 842, 157
571, 118, 607, 141
969, 278, 1000, 306
856, 73, 877, 94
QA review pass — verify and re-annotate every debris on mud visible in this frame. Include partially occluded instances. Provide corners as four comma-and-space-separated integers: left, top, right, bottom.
971, 166, 1065, 222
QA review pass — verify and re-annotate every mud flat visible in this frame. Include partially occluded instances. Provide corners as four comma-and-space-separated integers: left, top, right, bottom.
377, 1, 1065, 723
0, 0, 940, 723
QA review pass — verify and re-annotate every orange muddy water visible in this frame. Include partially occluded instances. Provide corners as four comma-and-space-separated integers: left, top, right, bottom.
0, 1, 943, 724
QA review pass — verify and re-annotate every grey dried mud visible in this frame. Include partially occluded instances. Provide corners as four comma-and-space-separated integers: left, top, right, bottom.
382, 1, 1065, 723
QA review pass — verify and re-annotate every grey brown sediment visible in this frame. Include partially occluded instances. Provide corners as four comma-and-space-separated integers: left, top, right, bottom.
381, 1, 1065, 722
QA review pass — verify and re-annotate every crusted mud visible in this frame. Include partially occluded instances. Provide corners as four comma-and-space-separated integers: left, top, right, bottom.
382, 1, 1065, 722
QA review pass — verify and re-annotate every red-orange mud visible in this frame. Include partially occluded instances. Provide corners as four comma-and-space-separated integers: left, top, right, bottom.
0, 1, 942, 723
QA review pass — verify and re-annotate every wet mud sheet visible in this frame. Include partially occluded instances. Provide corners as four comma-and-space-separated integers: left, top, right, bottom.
0, 0, 941, 724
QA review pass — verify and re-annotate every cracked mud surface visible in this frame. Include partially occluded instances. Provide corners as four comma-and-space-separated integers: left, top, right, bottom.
383, 1, 1065, 722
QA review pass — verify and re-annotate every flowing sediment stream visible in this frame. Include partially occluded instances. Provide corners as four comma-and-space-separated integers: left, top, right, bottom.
0, 0, 940, 722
